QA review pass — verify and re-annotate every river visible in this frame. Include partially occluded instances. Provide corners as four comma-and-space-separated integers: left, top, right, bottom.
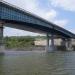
0, 51, 75, 75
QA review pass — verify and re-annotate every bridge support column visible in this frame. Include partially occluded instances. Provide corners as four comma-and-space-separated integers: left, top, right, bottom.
0, 22, 4, 53
66, 39, 73, 51
46, 34, 55, 52
61, 38, 73, 51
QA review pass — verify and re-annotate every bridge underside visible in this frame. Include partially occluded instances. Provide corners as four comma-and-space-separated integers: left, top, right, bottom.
2, 19, 73, 38
0, 20, 74, 52
0, 1, 75, 52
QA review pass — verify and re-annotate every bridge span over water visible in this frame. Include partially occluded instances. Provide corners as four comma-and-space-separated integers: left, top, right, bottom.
0, 1, 75, 52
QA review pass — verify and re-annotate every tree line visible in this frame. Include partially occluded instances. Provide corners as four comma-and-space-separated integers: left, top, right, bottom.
4, 36, 46, 48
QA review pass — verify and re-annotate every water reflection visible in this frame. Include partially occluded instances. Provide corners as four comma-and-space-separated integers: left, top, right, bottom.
0, 51, 75, 75
0, 55, 5, 75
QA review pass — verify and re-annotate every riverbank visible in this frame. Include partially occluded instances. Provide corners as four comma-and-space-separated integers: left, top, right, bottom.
5, 46, 75, 51
5, 46, 46, 51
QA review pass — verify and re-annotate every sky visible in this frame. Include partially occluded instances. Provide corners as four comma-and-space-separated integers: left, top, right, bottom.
3, 0, 75, 36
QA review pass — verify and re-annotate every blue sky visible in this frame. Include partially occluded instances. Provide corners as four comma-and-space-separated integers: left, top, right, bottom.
3, 0, 75, 36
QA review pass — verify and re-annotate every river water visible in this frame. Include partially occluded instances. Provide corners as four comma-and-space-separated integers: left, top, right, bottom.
0, 51, 75, 75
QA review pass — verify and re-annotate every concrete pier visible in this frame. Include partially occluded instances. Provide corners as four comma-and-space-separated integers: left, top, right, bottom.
66, 39, 73, 51
61, 38, 73, 51
46, 34, 55, 52
0, 22, 4, 53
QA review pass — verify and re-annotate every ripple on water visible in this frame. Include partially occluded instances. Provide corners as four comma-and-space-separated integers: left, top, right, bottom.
0, 51, 75, 75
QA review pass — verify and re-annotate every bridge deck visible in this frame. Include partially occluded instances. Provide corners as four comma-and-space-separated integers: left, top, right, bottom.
0, 0, 75, 38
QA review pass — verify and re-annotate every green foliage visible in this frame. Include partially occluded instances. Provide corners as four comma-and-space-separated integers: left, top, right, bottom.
4, 36, 35, 48
4, 36, 46, 49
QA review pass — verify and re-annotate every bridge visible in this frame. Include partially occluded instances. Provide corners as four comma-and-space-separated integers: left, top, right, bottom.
0, 1, 75, 52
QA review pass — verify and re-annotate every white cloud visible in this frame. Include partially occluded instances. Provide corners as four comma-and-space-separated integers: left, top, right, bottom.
4, 0, 38, 12
34, 9, 57, 21
41, 9, 57, 20
54, 20, 68, 27
51, 0, 75, 11
4, 0, 57, 20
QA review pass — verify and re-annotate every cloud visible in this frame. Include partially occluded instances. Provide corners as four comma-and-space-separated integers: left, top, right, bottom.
42, 9, 57, 20
4, 0, 38, 11
50, 0, 75, 11
34, 9, 57, 21
54, 20, 68, 27
4, 0, 57, 20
